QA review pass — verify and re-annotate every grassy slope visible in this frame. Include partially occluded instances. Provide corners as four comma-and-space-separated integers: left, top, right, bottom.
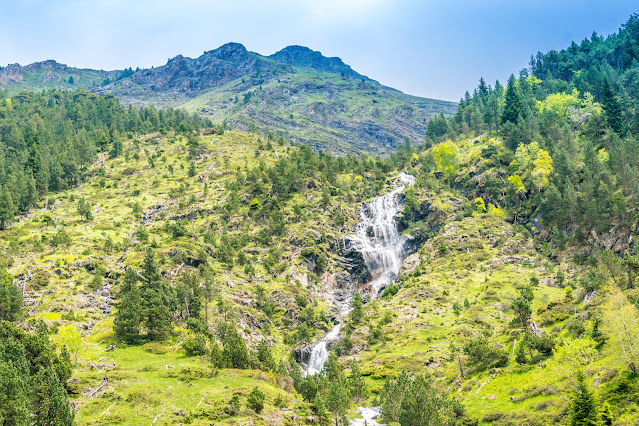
344, 135, 639, 425
182, 70, 457, 153
4, 129, 638, 424
2, 130, 334, 424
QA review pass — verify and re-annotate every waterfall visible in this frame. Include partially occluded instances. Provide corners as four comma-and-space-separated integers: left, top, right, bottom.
350, 172, 415, 295
305, 173, 415, 376
306, 323, 341, 375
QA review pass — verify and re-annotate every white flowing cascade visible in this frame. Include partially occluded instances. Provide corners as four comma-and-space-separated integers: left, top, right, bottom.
350, 172, 415, 295
306, 323, 342, 375
305, 173, 415, 377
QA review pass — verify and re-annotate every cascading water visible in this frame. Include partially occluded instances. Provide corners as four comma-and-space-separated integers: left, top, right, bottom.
305, 173, 415, 376
306, 323, 342, 375
350, 172, 415, 295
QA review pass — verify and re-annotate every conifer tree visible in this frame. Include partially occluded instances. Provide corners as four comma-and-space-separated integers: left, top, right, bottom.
348, 361, 366, 402
0, 187, 16, 230
221, 324, 250, 369
350, 292, 363, 324
326, 376, 351, 426
114, 270, 143, 342
314, 394, 330, 426
0, 361, 30, 425
32, 366, 74, 426
0, 268, 22, 321
601, 76, 624, 135
501, 74, 527, 125
570, 371, 597, 426
144, 289, 172, 340
246, 386, 265, 413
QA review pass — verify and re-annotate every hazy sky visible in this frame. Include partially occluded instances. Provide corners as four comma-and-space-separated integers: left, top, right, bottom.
0, 0, 637, 101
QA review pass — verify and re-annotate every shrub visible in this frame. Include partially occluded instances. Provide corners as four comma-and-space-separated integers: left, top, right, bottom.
247, 387, 265, 413
183, 334, 208, 356
464, 336, 509, 370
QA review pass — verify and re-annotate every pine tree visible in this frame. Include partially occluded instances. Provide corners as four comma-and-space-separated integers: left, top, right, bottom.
0, 268, 22, 321
209, 340, 224, 368
144, 289, 172, 341
570, 371, 598, 426
142, 248, 161, 285
0, 361, 30, 425
381, 369, 410, 422
512, 294, 532, 329
501, 74, 527, 125
246, 386, 265, 413
256, 339, 275, 371
222, 324, 250, 369
114, 270, 143, 342
351, 292, 363, 324
348, 361, 366, 402
32, 366, 74, 426
0, 187, 16, 230
601, 76, 624, 135
399, 374, 450, 426
326, 376, 351, 426
314, 393, 331, 426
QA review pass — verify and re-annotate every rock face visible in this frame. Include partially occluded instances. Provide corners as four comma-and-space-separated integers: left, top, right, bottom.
269, 45, 366, 80
125, 43, 291, 94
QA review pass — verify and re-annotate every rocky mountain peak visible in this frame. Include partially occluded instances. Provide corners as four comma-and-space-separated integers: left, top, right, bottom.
203, 42, 249, 61
269, 45, 366, 80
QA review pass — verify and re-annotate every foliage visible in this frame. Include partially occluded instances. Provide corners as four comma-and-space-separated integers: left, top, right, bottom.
246, 386, 265, 413
569, 371, 598, 426
381, 370, 469, 425
0, 269, 22, 322
464, 336, 509, 370
432, 141, 460, 181
0, 90, 211, 227
0, 322, 74, 425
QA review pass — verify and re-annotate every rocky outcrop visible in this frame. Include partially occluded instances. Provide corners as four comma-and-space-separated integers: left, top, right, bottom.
123, 43, 291, 95
269, 45, 367, 80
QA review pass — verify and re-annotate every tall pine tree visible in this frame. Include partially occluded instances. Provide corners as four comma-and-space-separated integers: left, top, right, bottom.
501, 74, 527, 125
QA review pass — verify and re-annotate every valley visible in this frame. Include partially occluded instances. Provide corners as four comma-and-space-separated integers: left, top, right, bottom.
1, 11, 639, 426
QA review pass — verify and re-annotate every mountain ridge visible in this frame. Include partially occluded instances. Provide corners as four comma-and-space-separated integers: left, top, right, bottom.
1, 43, 456, 154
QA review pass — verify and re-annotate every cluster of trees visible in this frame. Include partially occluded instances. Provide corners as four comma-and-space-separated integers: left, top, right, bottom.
380, 370, 472, 425
291, 355, 366, 425
0, 321, 74, 425
202, 138, 423, 278
425, 14, 639, 244
0, 89, 212, 228
114, 249, 206, 341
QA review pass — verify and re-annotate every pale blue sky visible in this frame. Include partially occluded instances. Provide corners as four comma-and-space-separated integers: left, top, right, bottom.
0, 0, 636, 101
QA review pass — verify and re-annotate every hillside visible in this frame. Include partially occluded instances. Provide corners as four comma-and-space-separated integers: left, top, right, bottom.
2, 122, 638, 425
2, 13, 639, 426
0, 60, 121, 92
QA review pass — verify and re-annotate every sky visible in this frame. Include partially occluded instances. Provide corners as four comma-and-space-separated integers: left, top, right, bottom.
0, 0, 637, 101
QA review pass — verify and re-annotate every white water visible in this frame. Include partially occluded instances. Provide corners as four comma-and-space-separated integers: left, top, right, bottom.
306, 323, 341, 375
350, 406, 385, 426
350, 172, 415, 295
305, 173, 415, 376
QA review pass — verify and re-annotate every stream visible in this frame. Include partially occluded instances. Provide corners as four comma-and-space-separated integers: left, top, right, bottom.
304, 173, 414, 424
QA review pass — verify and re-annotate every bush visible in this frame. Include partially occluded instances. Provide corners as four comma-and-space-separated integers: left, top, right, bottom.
142, 342, 171, 354
183, 334, 208, 356
464, 336, 509, 370
381, 284, 399, 298
247, 387, 265, 413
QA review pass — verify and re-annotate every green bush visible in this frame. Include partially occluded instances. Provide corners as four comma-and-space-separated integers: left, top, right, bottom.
183, 334, 208, 356
464, 336, 509, 370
